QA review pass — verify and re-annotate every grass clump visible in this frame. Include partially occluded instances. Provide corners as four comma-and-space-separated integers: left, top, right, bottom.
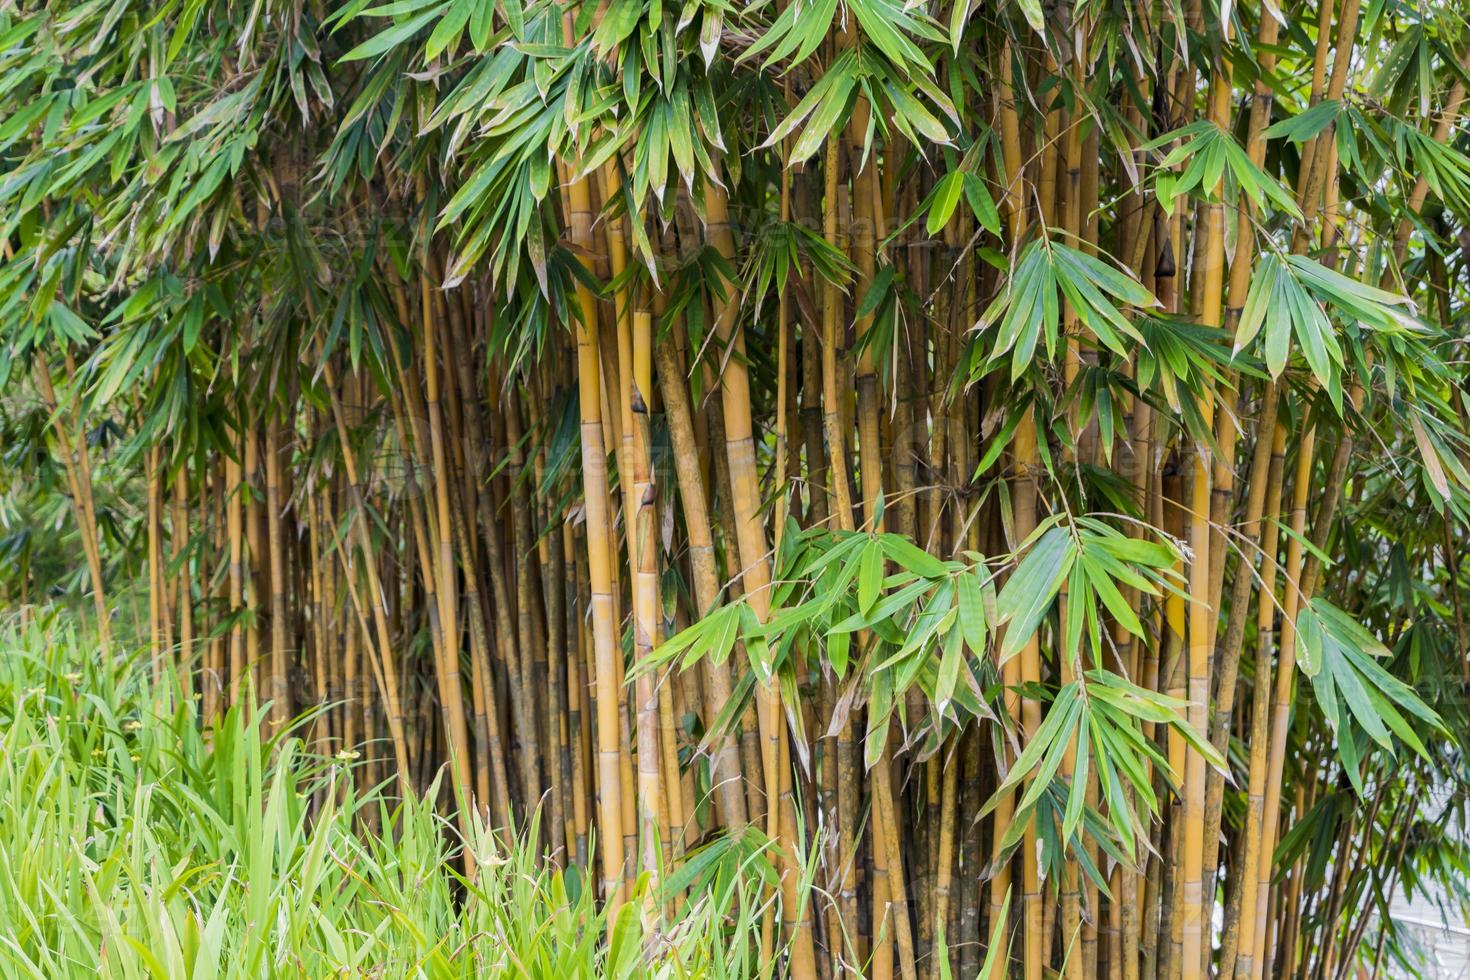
0, 614, 767, 978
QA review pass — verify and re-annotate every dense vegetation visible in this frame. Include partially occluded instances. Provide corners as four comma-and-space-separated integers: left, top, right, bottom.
0, 616, 766, 976
2, 0, 1470, 976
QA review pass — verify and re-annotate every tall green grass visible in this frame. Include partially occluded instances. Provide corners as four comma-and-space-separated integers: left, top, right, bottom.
0, 614, 769, 978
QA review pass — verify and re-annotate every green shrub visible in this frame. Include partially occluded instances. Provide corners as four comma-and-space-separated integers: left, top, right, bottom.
0, 613, 766, 978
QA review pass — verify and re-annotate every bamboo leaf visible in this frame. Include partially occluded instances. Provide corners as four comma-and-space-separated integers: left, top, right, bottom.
858, 539, 883, 614
927, 171, 964, 236
996, 527, 1074, 662
340, 6, 446, 61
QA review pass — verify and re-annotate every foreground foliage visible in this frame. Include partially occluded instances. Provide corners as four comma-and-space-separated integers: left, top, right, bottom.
0, 616, 765, 978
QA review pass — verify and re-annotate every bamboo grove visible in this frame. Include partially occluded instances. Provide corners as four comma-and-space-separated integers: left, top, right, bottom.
3, 0, 1470, 976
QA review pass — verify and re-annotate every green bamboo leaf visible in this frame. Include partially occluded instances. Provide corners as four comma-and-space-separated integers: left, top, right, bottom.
963, 173, 1001, 235
858, 539, 883, 614
935, 625, 963, 711
927, 171, 964, 236
1262, 98, 1341, 143
1014, 0, 1045, 33
996, 527, 1074, 662
956, 569, 988, 653
880, 535, 949, 579
984, 682, 1081, 814
340, 5, 446, 61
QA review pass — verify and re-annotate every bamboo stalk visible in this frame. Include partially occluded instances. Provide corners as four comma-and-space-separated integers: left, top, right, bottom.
655, 335, 748, 831
1180, 72, 1233, 980
706, 180, 818, 976
147, 443, 164, 688
317, 351, 413, 788
265, 414, 289, 730
629, 299, 665, 902
1248, 425, 1317, 979
34, 359, 111, 656
418, 255, 475, 809
558, 110, 629, 903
